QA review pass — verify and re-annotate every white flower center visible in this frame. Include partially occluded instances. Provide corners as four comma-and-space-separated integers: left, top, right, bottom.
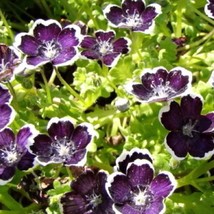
0, 142, 20, 166
86, 192, 102, 209
99, 41, 113, 55
52, 136, 75, 161
125, 10, 141, 27
133, 187, 153, 208
182, 120, 197, 137
0, 59, 9, 72
40, 40, 61, 59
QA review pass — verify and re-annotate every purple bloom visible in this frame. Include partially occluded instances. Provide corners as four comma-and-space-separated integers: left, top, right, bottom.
28, 117, 95, 166
0, 44, 22, 81
114, 148, 153, 173
159, 94, 214, 160
0, 125, 37, 185
205, 0, 214, 19
0, 84, 15, 131
126, 66, 192, 103
106, 159, 176, 214
80, 30, 131, 67
103, 0, 161, 33
60, 169, 114, 214
14, 19, 82, 69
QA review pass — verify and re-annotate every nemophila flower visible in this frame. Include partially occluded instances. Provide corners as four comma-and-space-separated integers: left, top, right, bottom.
14, 19, 82, 69
28, 117, 95, 166
0, 84, 15, 131
103, 0, 161, 33
114, 148, 153, 173
0, 44, 22, 81
204, 0, 214, 19
159, 94, 214, 160
125, 66, 192, 103
80, 30, 131, 67
60, 170, 114, 214
106, 159, 176, 214
0, 125, 37, 185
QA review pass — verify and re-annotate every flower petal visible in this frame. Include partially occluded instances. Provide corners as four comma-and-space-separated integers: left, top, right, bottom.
17, 151, 36, 170
71, 170, 97, 195
180, 94, 203, 120
188, 133, 214, 159
0, 128, 15, 147
0, 84, 11, 105
81, 50, 100, 60
113, 37, 131, 54
205, 0, 214, 19
114, 203, 141, 214
135, 3, 161, 33
165, 131, 188, 160
14, 34, 39, 55
150, 171, 176, 198
159, 101, 183, 131
80, 36, 97, 49
29, 134, 53, 165
205, 112, 214, 132
33, 19, 61, 42
106, 172, 131, 203
0, 167, 15, 185
47, 118, 74, 140
102, 52, 120, 67
60, 192, 87, 214
65, 149, 87, 166
26, 55, 49, 68
115, 148, 153, 173
126, 159, 154, 188
144, 198, 165, 214
95, 30, 115, 43
58, 25, 81, 48
0, 104, 15, 131
122, 0, 146, 16
52, 47, 79, 66
72, 123, 94, 150
103, 5, 124, 27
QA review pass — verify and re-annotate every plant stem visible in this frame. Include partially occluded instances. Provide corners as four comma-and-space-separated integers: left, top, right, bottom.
40, 69, 52, 104
54, 67, 83, 101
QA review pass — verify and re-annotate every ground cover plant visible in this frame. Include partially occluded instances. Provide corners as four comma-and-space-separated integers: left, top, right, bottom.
0, 0, 214, 213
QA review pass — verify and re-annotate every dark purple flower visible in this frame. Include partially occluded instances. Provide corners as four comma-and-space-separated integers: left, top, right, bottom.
29, 117, 95, 166
0, 125, 37, 185
126, 66, 192, 103
60, 169, 114, 214
114, 148, 153, 173
205, 0, 214, 19
80, 30, 131, 67
0, 84, 15, 131
106, 159, 176, 214
14, 19, 82, 69
0, 44, 23, 81
103, 0, 161, 33
159, 94, 214, 160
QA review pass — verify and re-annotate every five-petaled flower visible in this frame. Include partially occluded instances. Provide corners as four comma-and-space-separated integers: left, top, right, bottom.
28, 117, 95, 166
106, 159, 176, 214
125, 66, 192, 103
0, 125, 37, 185
159, 94, 214, 160
0, 44, 22, 81
60, 169, 114, 214
14, 19, 82, 69
103, 0, 162, 33
80, 30, 131, 67
0, 84, 15, 131
204, 0, 214, 19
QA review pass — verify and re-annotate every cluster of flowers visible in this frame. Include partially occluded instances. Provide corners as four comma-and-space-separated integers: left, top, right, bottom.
1, 0, 214, 213
60, 148, 176, 214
